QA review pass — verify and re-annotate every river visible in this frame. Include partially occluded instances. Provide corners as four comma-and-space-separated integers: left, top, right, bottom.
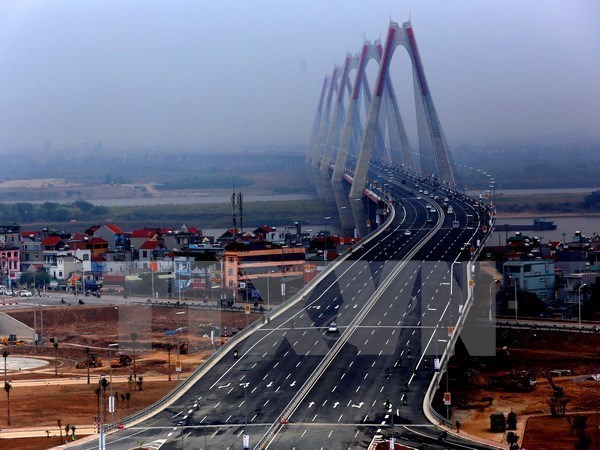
491, 216, 600, 245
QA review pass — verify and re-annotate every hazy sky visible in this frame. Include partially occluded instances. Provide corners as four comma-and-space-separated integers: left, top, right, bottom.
0, 1, 598, 151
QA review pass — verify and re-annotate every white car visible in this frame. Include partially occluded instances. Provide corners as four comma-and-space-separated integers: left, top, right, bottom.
423, 190, 429, 195
327, 322, 338, 333
19, 290, 33, 297
404, 230, 412, 236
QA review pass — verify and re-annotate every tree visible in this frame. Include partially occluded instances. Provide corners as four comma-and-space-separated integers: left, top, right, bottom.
2, 350, 8, 382
95, 386, 101, 422
130, 332, 138, 379
128, 374, 135, 392
65, 423, 71, 440
53, 340, 59, 376
125, 392, 131, 409
58, 418, 62, 441
72, 200, 95, 215
99, 377, 109, 428
568, 415, 591, 450
165, 342, 176, 381
581, 190, 600, 210
4, 381, 11, 425
71, 425, 76, 439
137, 376, 144, 391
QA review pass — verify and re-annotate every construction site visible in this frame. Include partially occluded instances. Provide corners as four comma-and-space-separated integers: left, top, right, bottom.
0, 304, 260, 449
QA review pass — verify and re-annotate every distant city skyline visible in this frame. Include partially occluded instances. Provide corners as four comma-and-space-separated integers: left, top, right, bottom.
0, 1, 598, 151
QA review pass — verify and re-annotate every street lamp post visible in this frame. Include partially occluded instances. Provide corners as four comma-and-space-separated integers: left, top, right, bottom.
176, 311, 186, 382
240, 368, 250, 449
107, 343, 118, 425
508, 276, 518, 320
489, 280, 499, 323
578, 283, 588, 326
323, 216, 331, 264
438, 338, 450, 420
449, 261, 462, 318
204, 421, 211, 450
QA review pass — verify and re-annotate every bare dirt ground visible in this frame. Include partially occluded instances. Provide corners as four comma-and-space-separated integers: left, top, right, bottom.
0, 179, 73, 189
0, 305, 260, 449
0, 436, 65, 450
447, 329, 600, 447
521, 414, 600, 450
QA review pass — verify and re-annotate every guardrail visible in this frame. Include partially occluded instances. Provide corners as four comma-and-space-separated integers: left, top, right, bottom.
496, 320, 600, 333
422, 207, 504, 450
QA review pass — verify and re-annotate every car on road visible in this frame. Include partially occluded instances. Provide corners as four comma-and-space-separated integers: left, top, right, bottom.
18, 290, 33, 297
404, 230, 412, 236
423, 190, 429, 195
416, 196, 421, 200
426, 217, 433, 224
327, 322, 338, 333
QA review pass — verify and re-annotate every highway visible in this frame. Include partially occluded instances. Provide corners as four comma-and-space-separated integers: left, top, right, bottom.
266, 167, 493, 449
67, 163, 495, 450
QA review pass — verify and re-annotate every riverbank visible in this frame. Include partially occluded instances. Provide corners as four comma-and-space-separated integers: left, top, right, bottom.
495, 212, 600, 219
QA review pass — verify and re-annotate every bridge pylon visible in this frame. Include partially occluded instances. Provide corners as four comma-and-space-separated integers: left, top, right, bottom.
349, 20, 458, 210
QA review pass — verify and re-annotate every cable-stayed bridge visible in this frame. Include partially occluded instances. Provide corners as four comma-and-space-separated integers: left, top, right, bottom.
67, 20, 499, 450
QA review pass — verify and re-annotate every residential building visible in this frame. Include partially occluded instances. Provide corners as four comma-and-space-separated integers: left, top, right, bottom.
0, 225, 21, 248
20, 238, 43, 273
0, 248, 20, 286
224, 245, 307, 289
503, 259, 555, 302
130, 229, 161, 250
93, 224, 129, 251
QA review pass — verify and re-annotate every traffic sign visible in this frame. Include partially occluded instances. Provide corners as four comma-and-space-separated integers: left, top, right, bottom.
245, 304, 251, 315
444, 392, 451, 406
175, 360, 182, 372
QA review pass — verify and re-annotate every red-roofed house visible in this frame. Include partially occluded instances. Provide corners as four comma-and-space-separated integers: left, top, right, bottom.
131, 229, 161, 250
93, 224, 130, 251
253, 225, 279, 242
21, 231, 39, 241
41, 236, 65, 251
71, 237, 109, 259
138, 240, 168, 262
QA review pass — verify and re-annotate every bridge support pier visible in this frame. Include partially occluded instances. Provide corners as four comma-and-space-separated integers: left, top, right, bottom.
332, 182, 354, 236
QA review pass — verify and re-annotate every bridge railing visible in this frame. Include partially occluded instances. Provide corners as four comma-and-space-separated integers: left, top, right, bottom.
423, 209, 496, 428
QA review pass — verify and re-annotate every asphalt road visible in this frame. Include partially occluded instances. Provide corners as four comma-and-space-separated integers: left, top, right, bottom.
67, 164, 494, 450
265, 168, 493, 449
